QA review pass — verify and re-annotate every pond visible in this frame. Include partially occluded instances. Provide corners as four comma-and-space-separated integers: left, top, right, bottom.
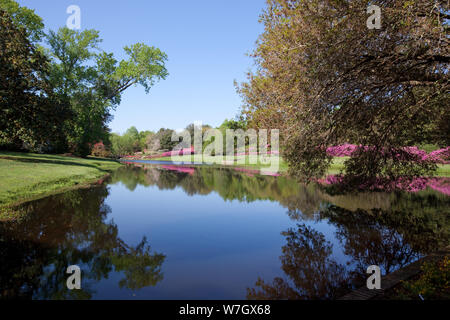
1, 163, 449, 300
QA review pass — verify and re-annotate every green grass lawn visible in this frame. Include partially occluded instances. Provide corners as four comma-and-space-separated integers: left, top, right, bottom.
0, 151, 122, 210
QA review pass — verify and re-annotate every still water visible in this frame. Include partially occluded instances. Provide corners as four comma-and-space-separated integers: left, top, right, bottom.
1, 163, 449, 299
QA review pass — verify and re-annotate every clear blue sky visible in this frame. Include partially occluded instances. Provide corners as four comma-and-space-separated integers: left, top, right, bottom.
17, 0, 266, 134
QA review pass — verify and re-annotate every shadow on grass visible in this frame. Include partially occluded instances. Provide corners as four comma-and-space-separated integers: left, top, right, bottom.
0, 153, 118, 173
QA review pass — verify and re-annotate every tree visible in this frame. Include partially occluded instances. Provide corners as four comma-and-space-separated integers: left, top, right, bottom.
139, 130, 154, 151
110, 133, 131, 157
0, 0, 44, 42
0, 10, 70, 151
91, 141, 109, 157
145, 128, 178, 152
46, 27, 168, 156
123, 126, 142, 153
159, 128, 177, 150
238, 0, 449, 187
219, 118, 247, 131
125, 126, 139, 140
109, 127, 154, 156
120, 129, 156, 153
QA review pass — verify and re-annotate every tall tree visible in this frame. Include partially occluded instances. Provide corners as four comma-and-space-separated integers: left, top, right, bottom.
46, 27, 169, 156
0, 0, 44, 42
238, 0, 449, 187
0, 10, 70, 151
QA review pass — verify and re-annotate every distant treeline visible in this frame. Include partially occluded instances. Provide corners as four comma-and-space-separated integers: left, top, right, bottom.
102, 119, 247, 157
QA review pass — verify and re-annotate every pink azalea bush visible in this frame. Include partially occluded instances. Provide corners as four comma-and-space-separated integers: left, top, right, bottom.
427, 178, 450, 196
136, 146, 196, 159
428, 147, 450, 164
160, 146, 195, 158
318, 175, 450, 195
326, 144, 450, 164
326, 143, 358, 157
161, 165, 195, 175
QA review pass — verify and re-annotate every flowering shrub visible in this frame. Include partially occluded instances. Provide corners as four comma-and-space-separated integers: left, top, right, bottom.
91, 142, 110, 158
428, 147, 450, 164
326, 143, 358, 157
326, 144, 450, 164
123, 146, 280, 160
319, 175, 450, 195
151, 146, 195, 158
427, 178, 450, 196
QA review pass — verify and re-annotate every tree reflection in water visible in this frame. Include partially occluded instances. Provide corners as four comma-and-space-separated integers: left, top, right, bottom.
112, 164, 448, 300
247, 224, 352, 300
0, 186, 165, 300
247, 202, 449, 300
1, 164, 448, 300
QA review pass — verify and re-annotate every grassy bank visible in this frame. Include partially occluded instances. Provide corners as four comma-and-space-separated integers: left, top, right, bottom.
0, 152, 122, 212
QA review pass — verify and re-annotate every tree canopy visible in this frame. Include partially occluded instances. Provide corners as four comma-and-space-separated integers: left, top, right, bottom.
238, 0, 449, 187
0, 0, 168, 156
0, 9, 70, 151
0, 0, 44, 42
45, 27, 168, 156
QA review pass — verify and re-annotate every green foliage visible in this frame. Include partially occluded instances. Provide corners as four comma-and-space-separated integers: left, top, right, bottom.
45, 27, 168, 156
0, 0, 44, 42
109, 127, 155, 156
110, 133, 133, 156
1, 1, 169, 157
145, 128, 178, 153
394, 257, 450, 300
238, 0, 449, 186
115, 43, 168, 94
139, 130, 154, 150
215, 118, 250, 155
0, 10, 70, 152
219, 118, 247, 131
46, 28, 102, 95
125, 126, 139, 140
159, 129, 178, 150
111, 236, 165, 290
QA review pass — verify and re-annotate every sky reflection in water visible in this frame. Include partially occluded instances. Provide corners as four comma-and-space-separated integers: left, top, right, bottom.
0, 164, 448, 300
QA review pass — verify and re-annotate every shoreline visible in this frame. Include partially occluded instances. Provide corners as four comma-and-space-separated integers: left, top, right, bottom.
0, 152, 122, 220
1, 152, 448, 220
120, 155, 450, 177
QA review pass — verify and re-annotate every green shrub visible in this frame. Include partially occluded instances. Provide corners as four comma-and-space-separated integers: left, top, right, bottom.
395, 256, 450, 300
